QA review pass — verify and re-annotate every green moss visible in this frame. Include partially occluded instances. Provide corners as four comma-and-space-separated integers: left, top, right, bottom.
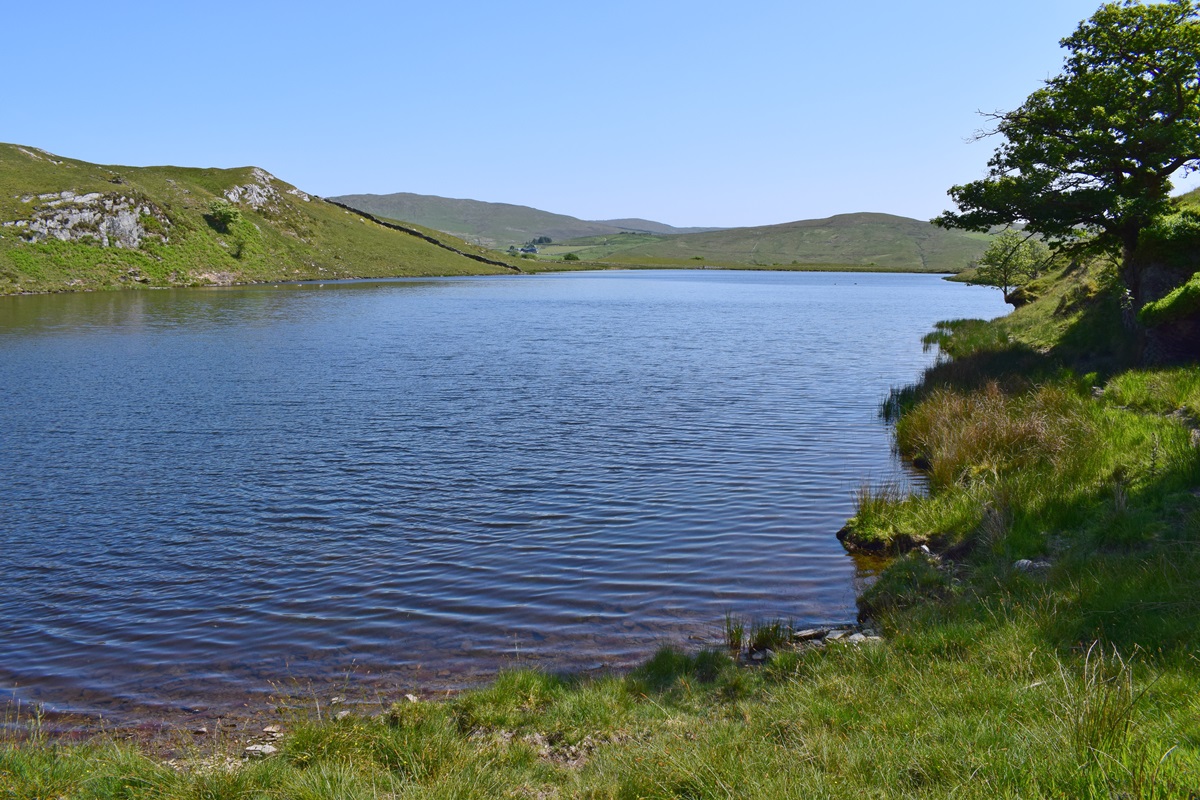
1139, 269, 1200, 326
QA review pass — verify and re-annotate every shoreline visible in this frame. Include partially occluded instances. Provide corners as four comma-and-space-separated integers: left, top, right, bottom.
0, 263, 961, 299
2, 618, 879, 758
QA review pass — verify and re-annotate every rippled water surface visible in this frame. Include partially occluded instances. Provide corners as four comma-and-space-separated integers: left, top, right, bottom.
0, 270, 1007, 720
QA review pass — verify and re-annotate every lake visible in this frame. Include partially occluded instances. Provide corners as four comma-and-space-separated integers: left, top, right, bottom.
0, 270, 1007, 723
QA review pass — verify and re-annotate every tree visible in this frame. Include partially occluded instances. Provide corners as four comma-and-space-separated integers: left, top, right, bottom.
935, 0, 1200, 305
206, 198, 242, 233
973, 230, 1050, 300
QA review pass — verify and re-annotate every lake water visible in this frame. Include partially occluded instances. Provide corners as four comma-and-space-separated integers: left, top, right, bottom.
0, 270, 1007, 723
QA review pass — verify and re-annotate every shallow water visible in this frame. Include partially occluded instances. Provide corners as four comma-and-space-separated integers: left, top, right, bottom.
0, 270, 1007, 722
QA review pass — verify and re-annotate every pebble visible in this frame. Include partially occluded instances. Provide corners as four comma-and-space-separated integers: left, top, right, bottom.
826, 630, 849, 641
792, 628, 824, 641
244, 744, 277, 758
335, 710, 351, 720
262, 725, 280, 734
405, 693, 420, 703
847, 633, 867, 644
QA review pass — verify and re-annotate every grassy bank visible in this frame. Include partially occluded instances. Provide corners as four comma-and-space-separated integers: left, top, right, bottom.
4, 260, 1199, 798
523, 257, 950, 274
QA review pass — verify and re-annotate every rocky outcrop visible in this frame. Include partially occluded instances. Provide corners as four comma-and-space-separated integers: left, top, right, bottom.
224, 168, 282, 210
2, 190, 170, 249
221, 168, 310, 207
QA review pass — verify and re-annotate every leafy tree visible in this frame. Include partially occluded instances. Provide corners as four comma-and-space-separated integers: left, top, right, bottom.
935, 0, 1200, 305
974, 230, 1050, 298
206, 198, 242, 233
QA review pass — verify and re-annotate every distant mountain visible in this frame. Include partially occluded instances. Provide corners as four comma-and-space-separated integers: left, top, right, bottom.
548, 212, 992, 273
330, 191, 989, 272
328, 192, 723, 248
593, 218, 722, 235
0, 145, 518, 295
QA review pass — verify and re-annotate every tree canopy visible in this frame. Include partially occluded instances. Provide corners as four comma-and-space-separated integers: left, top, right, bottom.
935, 0, 1200, 302
974, 230, 1051, 298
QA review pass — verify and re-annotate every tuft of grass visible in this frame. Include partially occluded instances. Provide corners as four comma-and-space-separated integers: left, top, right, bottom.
722, 610, 744, 655
1054, 643, 1144, 766
747, 618, 792, 653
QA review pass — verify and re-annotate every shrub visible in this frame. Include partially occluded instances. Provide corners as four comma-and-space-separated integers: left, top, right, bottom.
206, 198, 242, 232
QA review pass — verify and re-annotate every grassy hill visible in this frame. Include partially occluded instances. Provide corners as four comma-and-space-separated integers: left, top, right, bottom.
545, 212, 994, 272
0, 145, 519, 295
328, 192, 721, 248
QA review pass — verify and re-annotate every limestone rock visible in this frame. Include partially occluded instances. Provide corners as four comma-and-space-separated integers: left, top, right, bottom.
2, 191, 169, 249
243, 744, 277, 758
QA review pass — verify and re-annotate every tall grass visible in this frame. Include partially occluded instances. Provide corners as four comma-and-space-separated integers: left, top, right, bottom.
894, 381, 1092, 492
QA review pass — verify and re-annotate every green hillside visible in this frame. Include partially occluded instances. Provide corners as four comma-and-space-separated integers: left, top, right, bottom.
328, 192, 721, 248
592, 217, 720, 235
0, 145, 519, 295
547, 212, 993, 272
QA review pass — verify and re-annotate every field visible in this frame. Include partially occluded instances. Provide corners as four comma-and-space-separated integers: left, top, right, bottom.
540, 213, 992, 273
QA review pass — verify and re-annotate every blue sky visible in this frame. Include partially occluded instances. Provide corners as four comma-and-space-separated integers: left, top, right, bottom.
9, 1, 1194, 227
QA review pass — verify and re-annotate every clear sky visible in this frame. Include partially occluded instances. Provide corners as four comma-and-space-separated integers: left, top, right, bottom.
9, 1, 1196, 228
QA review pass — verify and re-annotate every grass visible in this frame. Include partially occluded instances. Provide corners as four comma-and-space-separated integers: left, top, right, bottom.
331, 193, 991, 272
327, 193, 717, 250
5, 250, 1200, 797
546, 212, 992, 273
6, 632, 1198, 797
0, 143, 520, 295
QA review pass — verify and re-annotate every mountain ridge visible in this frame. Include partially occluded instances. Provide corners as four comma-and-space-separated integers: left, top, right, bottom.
542, 211, 993, 272
332, 192, 991, 272
329, 192, 723, 247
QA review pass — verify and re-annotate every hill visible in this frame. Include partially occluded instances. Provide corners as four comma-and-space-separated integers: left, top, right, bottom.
327, 192, 722, 248
592, 217, 720, 236
0, 145, 519, 295
545, 212, 993, 272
